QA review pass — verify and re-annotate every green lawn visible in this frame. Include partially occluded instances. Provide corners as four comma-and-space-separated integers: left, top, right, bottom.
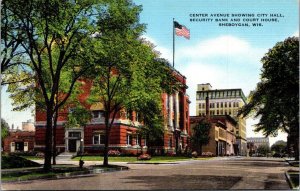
2, 155, 41, 169
22, 156, 44, 160
2, 172, 56, 181
72, 156, 212, 162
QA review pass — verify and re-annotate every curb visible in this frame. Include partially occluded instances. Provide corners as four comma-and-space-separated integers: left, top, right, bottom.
127, 162, 178, 164
285, 171, 299, 190
2, 166, 129, 183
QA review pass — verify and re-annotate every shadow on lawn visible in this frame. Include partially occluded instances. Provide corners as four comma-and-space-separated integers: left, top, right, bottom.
123, 175, 242, 189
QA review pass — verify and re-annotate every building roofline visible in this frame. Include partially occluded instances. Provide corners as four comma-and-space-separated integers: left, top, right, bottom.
196, 88, 247, 103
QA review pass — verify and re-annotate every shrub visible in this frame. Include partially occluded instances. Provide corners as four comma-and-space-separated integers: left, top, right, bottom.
201, 152, 213, 157
166, 151, 176, 156
108, 150, 121, 156
36, 152, 45, 157
191, 151, 198, 158
138, 154, 151, 160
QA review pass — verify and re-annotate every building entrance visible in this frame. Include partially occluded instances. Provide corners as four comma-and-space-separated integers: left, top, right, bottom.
68, 139, 77, 152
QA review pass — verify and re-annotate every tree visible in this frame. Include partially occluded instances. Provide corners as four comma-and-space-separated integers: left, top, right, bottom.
136, 99, 164, 155
256, 144, 271, 156
191, 119, 210, 155
1, 1, 28, 85
238, 37, 299, 160
88, 0, 175, 166
2, 0, 104, 171
271, 140, 287, 155
1, 118, 9, 140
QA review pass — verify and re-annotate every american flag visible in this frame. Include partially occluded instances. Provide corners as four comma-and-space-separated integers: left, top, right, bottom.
174, 21, 190, 39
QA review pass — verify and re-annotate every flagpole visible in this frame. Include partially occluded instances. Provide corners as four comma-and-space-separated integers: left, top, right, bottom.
173, 18, 175, 68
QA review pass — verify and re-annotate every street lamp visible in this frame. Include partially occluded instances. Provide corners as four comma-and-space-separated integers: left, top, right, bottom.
79, 138, 84, 168
80, 138, 83, 155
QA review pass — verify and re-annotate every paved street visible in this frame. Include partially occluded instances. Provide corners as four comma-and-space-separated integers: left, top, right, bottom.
2, 157, 295, 190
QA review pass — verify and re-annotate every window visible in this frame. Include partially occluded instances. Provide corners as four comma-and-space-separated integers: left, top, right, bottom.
127, 134, 133, 145
217, 110, 219, 115
169, 137, 173, 147
126, 110, 133, 120
136, 135, 140, 145
199, 103, 202, 108
69, 132, 81, 138
229, 102, 231, 107
217, 103, 219, 108
92, 110, 104, 118
93, 134, 105, 145
221, 102, 223, 107
220, 110, 223, 115
225, 102, 227, 107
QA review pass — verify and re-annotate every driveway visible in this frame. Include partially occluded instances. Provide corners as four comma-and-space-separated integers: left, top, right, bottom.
2, 157, 295, 190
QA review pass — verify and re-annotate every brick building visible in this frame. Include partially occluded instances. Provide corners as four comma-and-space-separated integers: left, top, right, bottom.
190, 115, 238, 156
35, 66, 190, 155
196, 83, 247, 155
3, 131, 35, 153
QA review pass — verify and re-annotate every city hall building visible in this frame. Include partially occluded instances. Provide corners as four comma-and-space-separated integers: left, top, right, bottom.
195, 83, 247, 155
34, 66, 190, 155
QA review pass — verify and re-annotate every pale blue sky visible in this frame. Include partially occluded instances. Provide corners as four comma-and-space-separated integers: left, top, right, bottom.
1, 0, 298, 145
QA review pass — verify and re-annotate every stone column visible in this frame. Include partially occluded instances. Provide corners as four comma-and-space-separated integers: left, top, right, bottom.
175, 92, 179, 130
168, 94, 174, 131
164, 94, 169, 130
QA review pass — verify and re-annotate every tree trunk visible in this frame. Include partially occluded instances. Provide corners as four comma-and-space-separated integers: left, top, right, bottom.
103, 130, 109, 166
44, 106, 53, 171
52, 110, 58, 165
103, 111, 110, 166
199, 144, 202, 156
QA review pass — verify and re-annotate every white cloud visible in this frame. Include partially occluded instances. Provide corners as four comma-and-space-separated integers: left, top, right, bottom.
177, 35, 265, 66
181, 62, 227, 116
141, 35, 172, 62
179, 35, 250, 58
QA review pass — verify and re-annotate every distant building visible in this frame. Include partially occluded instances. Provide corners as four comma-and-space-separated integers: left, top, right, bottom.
190, 115, 238, 156
22, 120, 35, 131
247, 137, 270, 148
195, 83, 247, 155
3, 131, 35, 153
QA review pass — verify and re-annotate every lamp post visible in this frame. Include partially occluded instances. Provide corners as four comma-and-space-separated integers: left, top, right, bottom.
79, 138, 84, 168
80, 138, 83, 155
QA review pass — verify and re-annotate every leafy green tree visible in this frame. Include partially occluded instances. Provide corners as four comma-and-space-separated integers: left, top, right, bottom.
1, 118, 10, 139
191, 119, 210, 155
238, 37, 299, 160
271, 140, 287, 155
256, 144, 271, 156
1, 2, 28, 85
88, 0, 175, 166
136, 99, 164, 155
2, 0, 104, 171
